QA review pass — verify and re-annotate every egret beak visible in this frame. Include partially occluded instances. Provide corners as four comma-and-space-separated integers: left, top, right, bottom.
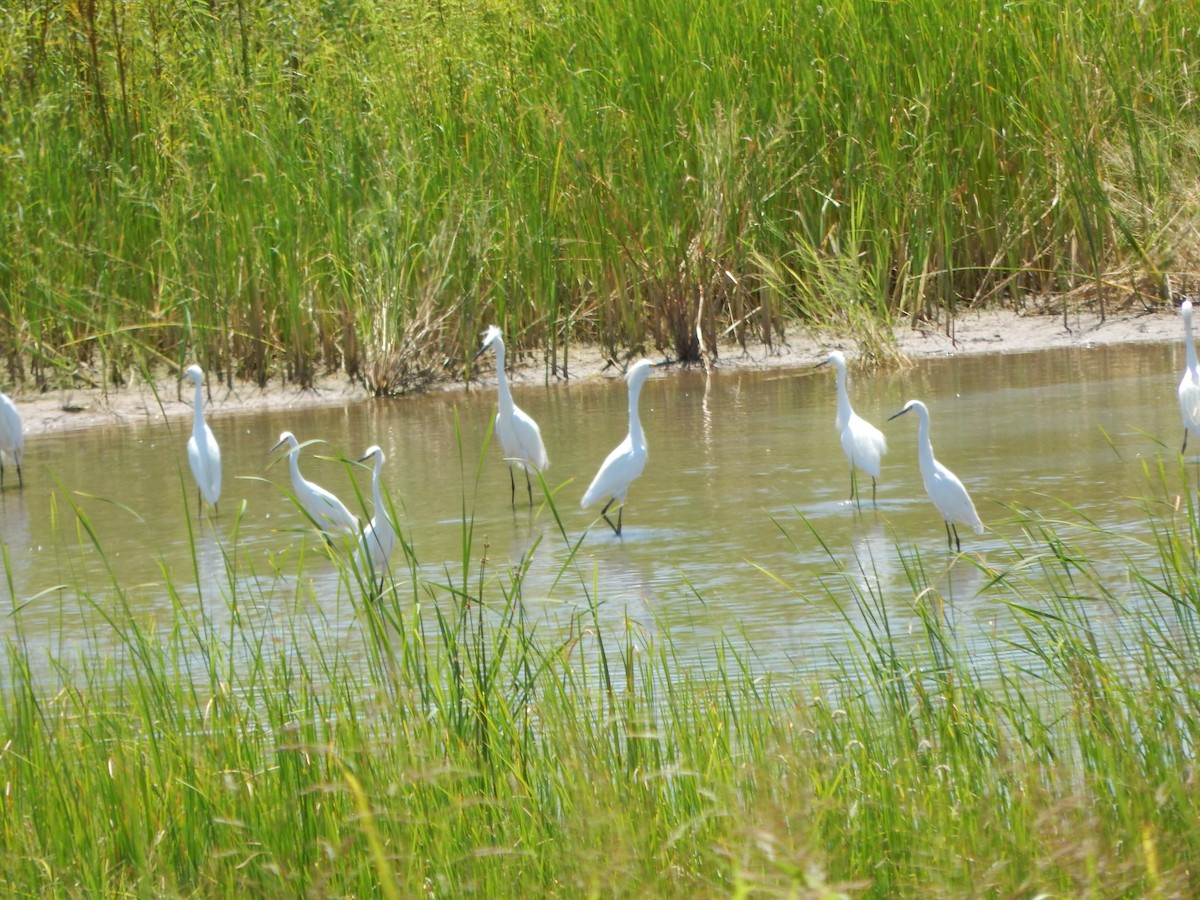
268, 437, 288, 453
887, 407, 910, 421
813, 358, 830, 369
472, 343, 490, 362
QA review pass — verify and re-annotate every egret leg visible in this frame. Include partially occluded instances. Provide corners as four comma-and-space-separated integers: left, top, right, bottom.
15, 459, 21, 487
848, 467, 856, 502
871, 477, 877, 506
945, 521, 954, 551
616, 504, 624, 536
1184, 429, 1190, 456
952, 523, 962, 553
0, 457, 5, 487
600, 497, 621, 536
525, 469, 534, 507
508, 467, 517, 508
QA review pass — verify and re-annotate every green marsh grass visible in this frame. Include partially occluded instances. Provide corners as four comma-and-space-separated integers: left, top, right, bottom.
7, 459, 1200, 894
2, 0, 1198, 387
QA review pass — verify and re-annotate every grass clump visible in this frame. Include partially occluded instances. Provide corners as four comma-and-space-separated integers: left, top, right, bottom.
6, 473, 1200, 894
1, 0, 1198, 386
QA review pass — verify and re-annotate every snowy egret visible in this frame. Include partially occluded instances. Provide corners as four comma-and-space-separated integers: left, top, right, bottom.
356, 445, 396, 587
581, 360, 654, 536
1179, 299, 1200, 454
815, 350, 887, 504
887, 399, 983, 552
181, 365, 221, 517
0, 390, 24, 488
269, 431, 358, 535
474, 325, 550, 507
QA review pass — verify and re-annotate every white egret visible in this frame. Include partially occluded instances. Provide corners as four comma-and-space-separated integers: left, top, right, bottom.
815, 350, 887, 504
356, 445, 396, 587
0, 390, 24, 488
181, 364, 221, 517
887, 399, 983, 552
1179, 299, 1200, 454
581, 360, 654, 536
474, 325, 550, 506
269, 431, 358, 535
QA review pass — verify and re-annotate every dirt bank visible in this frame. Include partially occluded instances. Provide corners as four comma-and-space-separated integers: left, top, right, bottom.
11, 306, 1181, 438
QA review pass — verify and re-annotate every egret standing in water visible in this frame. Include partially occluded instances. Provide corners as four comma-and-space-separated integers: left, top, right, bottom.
581, 360, 654, 536
474, 326, 550, 507
815, 350, 887, 504
0, 390, 24, 488
181, 364, 221, 517
888, 399, 983, 552
356, 445, 396, 588
1179, 299, 1200, 455
269, 431, 358, 536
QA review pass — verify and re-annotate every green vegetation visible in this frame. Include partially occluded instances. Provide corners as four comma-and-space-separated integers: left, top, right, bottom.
5, 465, 1200, 895
2, 0, 1197, 388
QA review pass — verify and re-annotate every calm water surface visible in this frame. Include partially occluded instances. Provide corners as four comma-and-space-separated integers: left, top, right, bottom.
0, 343, 1189, 682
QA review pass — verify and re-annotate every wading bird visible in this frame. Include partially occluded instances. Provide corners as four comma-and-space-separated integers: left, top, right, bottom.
1179, 299, 1200, 455
816, 350, 887, 504
269, 431, 358, 536
181, 365, 220, 517
581, 360, 654, 536
474, 326, 550, 507
0, 390, 24, 488
356, 445, 396, 588
888, 399, 983, 552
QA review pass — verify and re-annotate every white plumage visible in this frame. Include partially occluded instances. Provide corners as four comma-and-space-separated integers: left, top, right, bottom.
817, 350, 887, 503
888, 399, 983, 552
1179, 299, 1200, 455
356, 445, 396, 587
181, 364, 221, 516
0, 390, 24, 488
270, 431, 358, 535
581, 360, 654, 535
475, 325, 550, 506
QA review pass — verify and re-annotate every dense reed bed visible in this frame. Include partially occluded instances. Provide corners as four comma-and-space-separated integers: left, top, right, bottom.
4, 465, 1200, 896
2, 0, 1197, 388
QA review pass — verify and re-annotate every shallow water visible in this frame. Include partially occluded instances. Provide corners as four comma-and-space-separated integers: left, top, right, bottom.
0, 342, 1190, 682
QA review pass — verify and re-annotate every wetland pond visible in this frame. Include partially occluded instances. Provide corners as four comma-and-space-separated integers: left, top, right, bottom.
0, 342, 1191, 685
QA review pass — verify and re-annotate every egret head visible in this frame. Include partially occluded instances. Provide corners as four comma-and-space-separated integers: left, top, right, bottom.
269, 431, 297, 453
815, 349, 847, 371
358, 445, 385, 466
626, 359, 654, 386
181, 364, 204, 384
1184, 298, 1194, 321
887, 399, 926, 422
474, 325, 504, 361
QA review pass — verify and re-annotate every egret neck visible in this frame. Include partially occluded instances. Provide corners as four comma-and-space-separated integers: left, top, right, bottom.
913, 403, 936, 480
833, 359, 852, 433
628, 369, 648, 453
492, 338, 514, 418
191, 375, 207, 440
1186, 303, 1199, 375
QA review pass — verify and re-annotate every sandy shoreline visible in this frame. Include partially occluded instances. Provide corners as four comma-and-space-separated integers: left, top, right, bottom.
10, 306, 1181, 439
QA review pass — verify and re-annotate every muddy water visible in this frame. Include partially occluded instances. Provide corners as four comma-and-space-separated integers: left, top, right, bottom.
0, 343, 1189, 681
